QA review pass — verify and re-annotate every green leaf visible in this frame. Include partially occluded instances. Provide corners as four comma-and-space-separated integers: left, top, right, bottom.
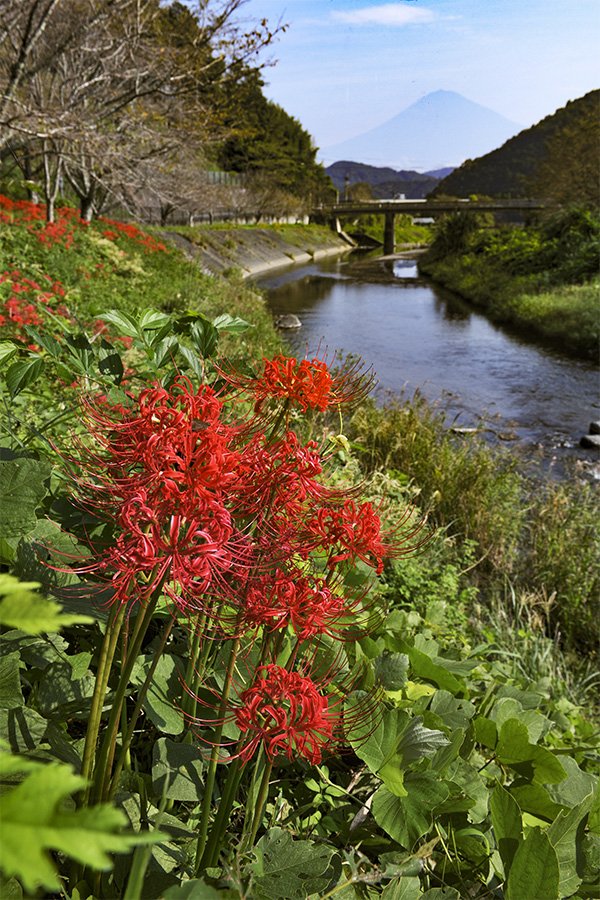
0, 707, 47, 753
178, 345, 204, 379
97, 309, 140, 337
5, 357, 44, 397
138, 309, 171, 331
153, 336, 179, 368
131, 654, 184, 735
374, 652, 409, 691
496, 719, 566, 784
490, 783, 523, 877
0, 342, 18, 366
162, 879, 231, 898
0, 458, 50, 539
252, 827, 335, 899
152, 738, 204, 802
381, 876, 422, 899
547, 789, 595, 897
0, 574, 92, 633
505, 827, 560, 900
190, 317, 219, 358
0, 653, 24, 709
400, 640, 465, 694
0, 753, 163, 893
429, 690, 476, 731
35, 662, 96, 719
345, 700, 409, 796
23, 327, 63, 358
98, 350, 124, 383
395, 717, 450, 764
372, 774, 451, 848
421, 890, 461, 899
212, 313, 253, 334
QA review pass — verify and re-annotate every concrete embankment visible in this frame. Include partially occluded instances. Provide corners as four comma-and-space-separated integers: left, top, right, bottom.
161, 224, 354, 279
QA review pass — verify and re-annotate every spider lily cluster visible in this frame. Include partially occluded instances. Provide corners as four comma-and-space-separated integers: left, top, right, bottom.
65, 353, 422, 869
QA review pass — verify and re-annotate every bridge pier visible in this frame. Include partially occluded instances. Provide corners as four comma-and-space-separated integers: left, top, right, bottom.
383, 212, 395, 255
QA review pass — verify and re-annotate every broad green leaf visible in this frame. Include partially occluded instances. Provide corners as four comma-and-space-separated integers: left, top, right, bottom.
0, 874, 23, 899
97, 309, 139, 337
23, 327, 63, 358
345, 699, 409, 796
212, 313, 253, 334
429, 690, 476, 731
35, 661, 95, 719
5, 357, 44, 397
0, 653, 24, 709
0, 574, 92, 633
152, 738, 204, 802
138, 309, 171, 331
0, 341, 18, 365
252, 827, 334, 899
372, 774, 450, 848
490, 783, 522, 877
162, 879, 231, 898
132, 653, 184, 735
0, 707, 47, 753
505, 827, 560, 900
440, 758, 489, 823
547, 789, 595, 897
421, 890, 461, 899
178, 345, 205, 380
190, 317, 219, 359
510, 782, 565, 821
496, 719, 566, 784
399, 640, 464, 694
489, 697, 549, 743
98, 350, 124, 383
153, 336, 179, 368
381, 876, 421, 899
395, 717, 450, 764
0, 458, 50, 539
374, 652, 409, 691
0, 754, 163, 893
546, 755, 598, 809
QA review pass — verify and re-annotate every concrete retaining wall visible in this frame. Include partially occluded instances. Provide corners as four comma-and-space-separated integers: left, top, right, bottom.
161, 225, 354, 279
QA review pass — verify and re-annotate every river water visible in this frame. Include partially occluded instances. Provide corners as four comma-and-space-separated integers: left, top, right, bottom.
257, 252, 599, 478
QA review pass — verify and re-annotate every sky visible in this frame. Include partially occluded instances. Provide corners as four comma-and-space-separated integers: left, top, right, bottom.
236, 0, 600, 154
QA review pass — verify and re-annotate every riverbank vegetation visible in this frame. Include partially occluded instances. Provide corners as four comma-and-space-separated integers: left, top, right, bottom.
1, 195, 598, 898
419, 207, 600, 358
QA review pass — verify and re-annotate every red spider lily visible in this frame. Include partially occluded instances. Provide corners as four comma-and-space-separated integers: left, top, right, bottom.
304, 499, 423, 574
242, 568, 348, 640
234, 664, 336, 764
218, 353, 374, 414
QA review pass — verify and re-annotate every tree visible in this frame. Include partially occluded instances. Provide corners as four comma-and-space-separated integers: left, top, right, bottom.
0, 0, 280, 220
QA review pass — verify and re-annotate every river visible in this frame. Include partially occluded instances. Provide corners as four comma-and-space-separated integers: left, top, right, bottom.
257, 252, 599, 478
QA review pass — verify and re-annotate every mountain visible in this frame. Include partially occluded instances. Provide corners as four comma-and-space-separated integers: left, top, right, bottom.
320, 90, 522, 171
432, 90, 600, 201
325, 161, 442, 199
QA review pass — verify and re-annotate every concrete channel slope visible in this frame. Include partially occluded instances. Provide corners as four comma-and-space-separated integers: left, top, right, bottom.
161, 225, 354, 278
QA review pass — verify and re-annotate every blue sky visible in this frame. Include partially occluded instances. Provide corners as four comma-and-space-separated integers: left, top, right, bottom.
237, 0, 600, 152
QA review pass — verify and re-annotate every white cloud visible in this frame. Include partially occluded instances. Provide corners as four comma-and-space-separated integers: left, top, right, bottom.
332, 3, 435, 27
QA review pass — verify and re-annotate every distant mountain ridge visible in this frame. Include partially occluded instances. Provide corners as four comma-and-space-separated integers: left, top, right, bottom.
325, 161, 447, 199
321, 90, 522, 171
433, 90, 600, 199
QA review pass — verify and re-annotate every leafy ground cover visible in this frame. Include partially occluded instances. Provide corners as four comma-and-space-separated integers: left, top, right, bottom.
418, 208, 600, 359
0, 199, 598, 899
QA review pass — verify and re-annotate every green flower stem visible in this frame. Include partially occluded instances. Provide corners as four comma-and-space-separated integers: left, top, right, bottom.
107, 612, 176, 800
90, 587, 164, 804
202, 757, 243, 868
80, 601, 127, 796
244, 757, 273, 851
194, 634, 241, 874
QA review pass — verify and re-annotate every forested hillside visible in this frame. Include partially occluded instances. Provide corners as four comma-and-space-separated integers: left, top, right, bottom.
433, 90, 599, 205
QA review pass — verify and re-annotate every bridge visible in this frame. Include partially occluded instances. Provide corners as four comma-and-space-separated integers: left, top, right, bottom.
312, 198, 546, 255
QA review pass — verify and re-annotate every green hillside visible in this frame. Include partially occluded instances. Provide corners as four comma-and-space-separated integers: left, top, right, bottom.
432, 90, 600, 204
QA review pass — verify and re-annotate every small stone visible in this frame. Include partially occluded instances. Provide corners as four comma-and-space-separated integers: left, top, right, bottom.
589, 421, 600, 435
579, 434, 600, 450
275, 314, 302, 329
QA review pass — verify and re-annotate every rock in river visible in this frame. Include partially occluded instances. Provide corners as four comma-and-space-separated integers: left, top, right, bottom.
275, 314, 302, 329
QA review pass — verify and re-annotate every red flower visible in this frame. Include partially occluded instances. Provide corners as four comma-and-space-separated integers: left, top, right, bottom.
219, 354, 373, 413
234, 665, 335, 764
243, 568, 347, 639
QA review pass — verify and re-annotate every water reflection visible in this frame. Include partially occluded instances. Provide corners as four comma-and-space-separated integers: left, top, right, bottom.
257, 254, 599, 464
